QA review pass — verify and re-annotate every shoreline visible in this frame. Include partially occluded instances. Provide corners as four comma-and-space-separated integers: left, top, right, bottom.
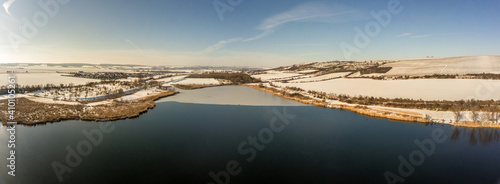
172, 84, 223, 90
0, 90, 178, 125
4, 83, 500, 128
243, 84, 500, 129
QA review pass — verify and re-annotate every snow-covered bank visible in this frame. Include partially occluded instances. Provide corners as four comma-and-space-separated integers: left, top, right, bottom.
274, 78, 500, 101
118, 89, 165, 101
245, 84, 500, 128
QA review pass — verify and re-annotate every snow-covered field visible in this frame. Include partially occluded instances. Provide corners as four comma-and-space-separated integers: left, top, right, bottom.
156, 75, 187, 83
0, 73, 99, 86
32, 83, 136, 101
117, 89, 161, 101
252, 71, 303, 81
117, 77, 140, 82
275, 78, 500, 101
298, 70, 318, 74
25, 96, 81, 105
289, 72, 351, 83
382, 55, 500, 76
348, 72, 385, 78
166, 69, 193, 73
0, 66, 119, 73
173, 78, 221, 85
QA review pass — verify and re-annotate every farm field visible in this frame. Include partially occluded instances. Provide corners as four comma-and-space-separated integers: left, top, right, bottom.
0, 65, 120, 74
0, 73, 99, 86
155, 75, 188, 83
274, 78, 500, 101
252, 71, 303, 81
289, 72, 351, 83
382, 55, 500, 76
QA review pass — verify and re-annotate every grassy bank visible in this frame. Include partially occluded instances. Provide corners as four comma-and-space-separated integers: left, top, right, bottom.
0, 90, 178, 125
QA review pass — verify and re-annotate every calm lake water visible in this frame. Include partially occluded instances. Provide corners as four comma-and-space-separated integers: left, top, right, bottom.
1, 86, 500, 184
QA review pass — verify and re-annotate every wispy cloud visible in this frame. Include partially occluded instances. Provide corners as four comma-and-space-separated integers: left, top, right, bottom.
3, 0, 17, 16
246, 1, 370, 42
412, 34, 433, 38
125, 39, 143, 52
198, 38, 242, 54
243, 29, 274, 42
411, 32, 465, 38
257, 2, 363, 30
282, 43, 330, 46
396, 32, 412, 38
199, 2, 369, 53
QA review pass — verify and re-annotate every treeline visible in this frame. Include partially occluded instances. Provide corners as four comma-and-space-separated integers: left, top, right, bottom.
188, 72, 260, 84
173, 84, 220, 90
359, 67, 392, 75
284, 86, 305, 92
359, 73, 500, 80
305, 89, 499, 112
270, 84, 499, 112
419, 73, 500, 80
68, 72, 155, 80
286, 76, 344, 83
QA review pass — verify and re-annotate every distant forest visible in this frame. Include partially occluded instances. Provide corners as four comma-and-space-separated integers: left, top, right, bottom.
187, 72, 260, 84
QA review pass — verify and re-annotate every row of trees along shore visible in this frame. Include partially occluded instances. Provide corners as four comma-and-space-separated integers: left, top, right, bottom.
187, 72, 261, 84
354, 73, 500, 80
262, 83, 500, 124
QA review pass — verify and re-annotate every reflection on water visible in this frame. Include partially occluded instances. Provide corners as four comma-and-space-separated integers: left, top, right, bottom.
451, 127, 500, 145
158, 85, 306, 106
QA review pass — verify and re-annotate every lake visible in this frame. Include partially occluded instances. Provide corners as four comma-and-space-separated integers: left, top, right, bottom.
1, 86, 499, 184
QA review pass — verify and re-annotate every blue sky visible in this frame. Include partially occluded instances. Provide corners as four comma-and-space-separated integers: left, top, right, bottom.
0, 0, 499, 66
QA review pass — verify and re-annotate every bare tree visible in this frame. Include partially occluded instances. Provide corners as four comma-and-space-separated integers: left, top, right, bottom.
492, 107, 500, 124
470, 106, 480, 124
482, 107, 491, 122
424, 114, 432, 121
281, 88, 288, 97
452, 105, 463, 123
480, 111, 490, 125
